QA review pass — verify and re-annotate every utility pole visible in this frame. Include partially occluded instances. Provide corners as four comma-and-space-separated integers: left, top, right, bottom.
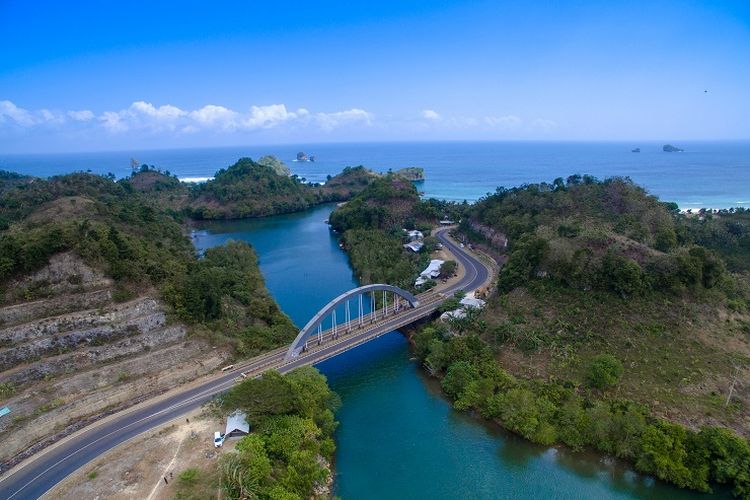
725, 364, 742, 407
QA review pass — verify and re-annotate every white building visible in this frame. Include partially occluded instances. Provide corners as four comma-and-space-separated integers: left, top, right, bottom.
459, 296, 486, 309
440, 294, 487, 322
225, 410, 250, 439
415, 259, 444, 286
404, 229, 424, 241
404, 241, 424, 252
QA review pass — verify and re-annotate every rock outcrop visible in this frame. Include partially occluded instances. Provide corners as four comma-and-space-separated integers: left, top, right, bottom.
0, 252, 226, 467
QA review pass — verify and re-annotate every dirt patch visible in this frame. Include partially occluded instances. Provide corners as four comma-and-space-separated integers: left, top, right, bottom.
46, 410, 230, 500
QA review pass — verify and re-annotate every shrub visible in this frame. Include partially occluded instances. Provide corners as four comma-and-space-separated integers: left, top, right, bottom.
178, 468, 200, 486
586, 354, 624, 389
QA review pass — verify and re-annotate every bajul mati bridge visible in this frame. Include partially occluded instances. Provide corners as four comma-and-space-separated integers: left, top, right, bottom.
280, 228, 491, 369
0, 229, 493, 500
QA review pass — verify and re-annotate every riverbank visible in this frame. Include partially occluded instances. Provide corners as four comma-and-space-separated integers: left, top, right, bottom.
192, 205, 720, 499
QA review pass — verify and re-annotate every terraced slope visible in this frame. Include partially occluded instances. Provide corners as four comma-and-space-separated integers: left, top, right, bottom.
0, 253, 226, 466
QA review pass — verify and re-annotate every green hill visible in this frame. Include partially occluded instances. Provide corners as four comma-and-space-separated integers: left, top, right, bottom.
188, 158, 377, 219
409, 175, 750, 497
329, 174, 464, 289
0, 171, 295, 352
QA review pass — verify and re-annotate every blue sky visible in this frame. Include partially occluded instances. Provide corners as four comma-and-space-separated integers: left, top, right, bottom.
1, 0, 749, 152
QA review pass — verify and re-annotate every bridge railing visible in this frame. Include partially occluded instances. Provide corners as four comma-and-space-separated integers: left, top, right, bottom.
285, 284, 426, 360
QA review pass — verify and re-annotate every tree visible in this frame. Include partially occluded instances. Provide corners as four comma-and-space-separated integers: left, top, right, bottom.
600, 251, 644, 298
439, 260, 457, 278
587, 354, 623, 389
441, 361, 478, 398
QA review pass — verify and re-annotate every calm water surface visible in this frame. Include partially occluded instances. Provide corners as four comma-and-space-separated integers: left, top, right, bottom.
192, 204, 722, 499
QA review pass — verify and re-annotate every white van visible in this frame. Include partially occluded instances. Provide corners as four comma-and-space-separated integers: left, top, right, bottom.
214, 431, 225, 447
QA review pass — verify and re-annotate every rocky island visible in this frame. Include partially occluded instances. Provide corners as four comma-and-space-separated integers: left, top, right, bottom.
296, 151, 315, 162
394, 166, 425, 181
663, 144, 684, 152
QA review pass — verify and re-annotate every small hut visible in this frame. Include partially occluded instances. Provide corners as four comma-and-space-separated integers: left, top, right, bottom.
225, 410, 250, 439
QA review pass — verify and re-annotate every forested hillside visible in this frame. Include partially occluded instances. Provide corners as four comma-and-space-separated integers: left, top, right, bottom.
0, 171, 297, 467
189, 159, 377, 219
329, 174, 463, 289
122, 157, 378, 220
414, 175, 750, 497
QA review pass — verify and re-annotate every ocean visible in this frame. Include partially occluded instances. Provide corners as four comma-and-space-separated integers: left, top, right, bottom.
1, 141, 748, 208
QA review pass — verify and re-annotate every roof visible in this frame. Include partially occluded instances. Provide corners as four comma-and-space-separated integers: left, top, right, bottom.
419, 259, 444, 278
226, 410, 250, 435
460, 296, 486, 309
404, 241, 424, 252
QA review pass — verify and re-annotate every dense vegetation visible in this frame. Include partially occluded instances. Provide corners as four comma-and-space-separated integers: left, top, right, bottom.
419, 175, 750, 496
189, 159, 376, 219
0, 171, 295, 354
329, 174, 465, 289
123, 158, 377, 220
682, 208, 750, 273
413, 326, 750, 497
178, 367, 339, 500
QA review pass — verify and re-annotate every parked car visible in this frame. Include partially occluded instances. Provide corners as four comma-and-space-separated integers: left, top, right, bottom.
214, 431, 225, 447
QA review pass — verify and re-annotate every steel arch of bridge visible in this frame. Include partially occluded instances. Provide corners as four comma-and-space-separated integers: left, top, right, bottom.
285, 284, 420, 360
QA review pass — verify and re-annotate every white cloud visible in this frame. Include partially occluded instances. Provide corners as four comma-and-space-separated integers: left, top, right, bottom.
243, 104, 299, 129
87, 101, 373, 134
530, 118, 557, 131
0, 99, 555, 142
99, 110, 128, 132
68, 109, 95, 121
314, 108, 372, 131
484, 115, 521, 129
0, 100, 61, 127
190, 105, 239, 129
130, 101, 187, 121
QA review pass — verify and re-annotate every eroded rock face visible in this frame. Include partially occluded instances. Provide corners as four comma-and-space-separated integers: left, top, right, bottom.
3, 252, 113, 306
0, 252, 226, 467
0, 298, 168, 370
468, 221, 508, 250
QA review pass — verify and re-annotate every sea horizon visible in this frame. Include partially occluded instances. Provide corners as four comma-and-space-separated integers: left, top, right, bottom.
4, 138, 750, 158
2, 140, 749, 209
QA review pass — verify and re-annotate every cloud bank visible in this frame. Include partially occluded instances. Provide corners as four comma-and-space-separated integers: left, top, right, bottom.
0, 99, 558, 152
0, 100, 374, 135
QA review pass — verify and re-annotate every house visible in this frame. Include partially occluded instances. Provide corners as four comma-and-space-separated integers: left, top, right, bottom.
415, 259, 444, 286
459, 296, 486, 309
405, 229, 423, 241
403, 240, 424, 252
440, 295, 487, 322
225, 410, 250, 439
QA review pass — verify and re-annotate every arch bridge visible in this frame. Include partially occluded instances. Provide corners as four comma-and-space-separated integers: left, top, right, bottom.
285, 284, 420, 360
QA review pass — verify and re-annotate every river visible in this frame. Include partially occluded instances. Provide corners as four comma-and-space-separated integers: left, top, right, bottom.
192, 203, 719, 499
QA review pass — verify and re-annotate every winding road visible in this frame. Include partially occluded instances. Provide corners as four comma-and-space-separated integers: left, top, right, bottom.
0, 228, 493, 499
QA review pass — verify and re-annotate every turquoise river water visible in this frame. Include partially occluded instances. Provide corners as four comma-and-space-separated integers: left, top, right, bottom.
193, 203, 724, 499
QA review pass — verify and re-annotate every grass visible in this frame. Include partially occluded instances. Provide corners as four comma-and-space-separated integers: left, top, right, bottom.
481, 279, 750, 435
173, 466, 219, 500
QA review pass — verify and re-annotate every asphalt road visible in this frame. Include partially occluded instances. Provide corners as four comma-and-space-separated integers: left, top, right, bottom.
0, 228, 491, 499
